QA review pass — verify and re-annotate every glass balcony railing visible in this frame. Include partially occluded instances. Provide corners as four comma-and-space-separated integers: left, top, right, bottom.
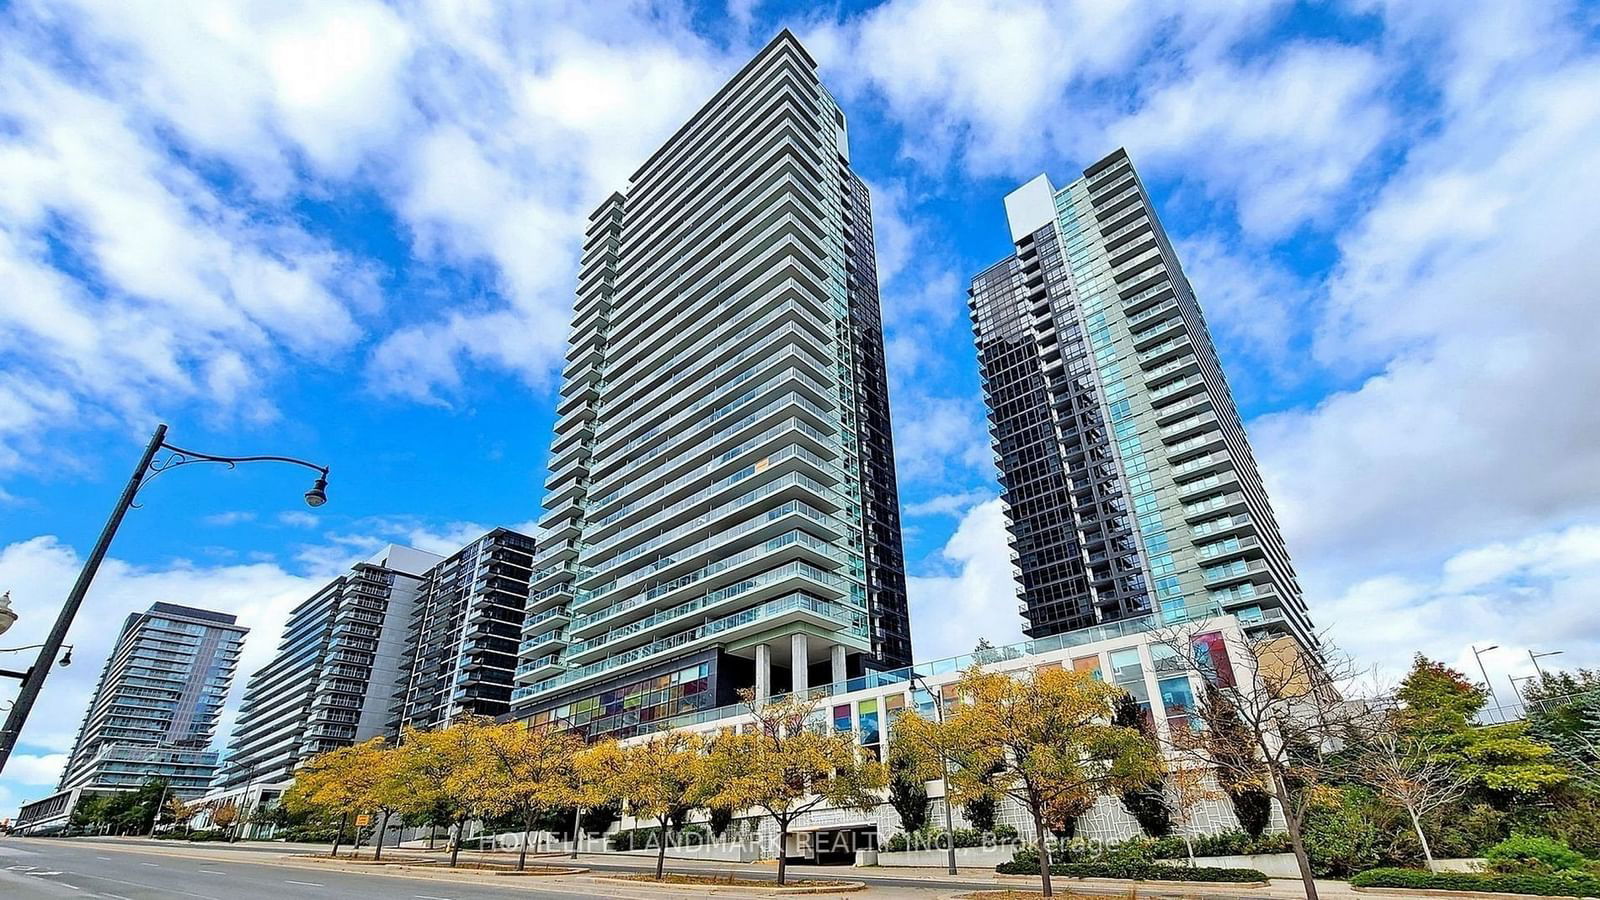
518, 590, 860, 699
580, 471, 845, 585
590, 390, 837, 501
571, 534, 847, 646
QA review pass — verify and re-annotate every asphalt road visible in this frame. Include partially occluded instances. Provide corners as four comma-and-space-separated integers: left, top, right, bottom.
0, 839, 606, 900
0, 837, 1247, 899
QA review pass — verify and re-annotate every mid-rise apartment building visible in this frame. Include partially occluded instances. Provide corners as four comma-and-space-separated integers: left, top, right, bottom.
56, 602, 246, 797
513, 30, 913, 739
392, 527, 536, 731
212, 544, 438, 789
968, 149, 1315, 651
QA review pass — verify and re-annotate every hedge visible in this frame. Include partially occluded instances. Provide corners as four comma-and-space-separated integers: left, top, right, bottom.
1350, 868, 1600, 897
996, 857, 1267, 883
884, 825, 1020, 853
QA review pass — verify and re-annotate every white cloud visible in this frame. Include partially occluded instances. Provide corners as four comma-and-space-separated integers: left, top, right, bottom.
1107, 44, 1391, 236
202, 511, 257, 527
904, 489, 992, 518
906, 497, 1027, 661
1318, 524, 1600, 702
4, 753, 68, 788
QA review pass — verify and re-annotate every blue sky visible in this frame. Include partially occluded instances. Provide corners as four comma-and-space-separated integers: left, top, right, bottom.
3, 0, 1599, 814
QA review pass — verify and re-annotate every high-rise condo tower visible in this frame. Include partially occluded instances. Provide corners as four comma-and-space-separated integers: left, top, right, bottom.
514, 30, 912, 739
968, 149, 1315, 651
58, 603, 246, 798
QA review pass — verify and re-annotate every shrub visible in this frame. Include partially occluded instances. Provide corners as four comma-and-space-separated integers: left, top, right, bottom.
1485, 833, 1590, 875
1351, 867, 1600, 897
995, 856, 1265, 882
883, 825, 1020, 853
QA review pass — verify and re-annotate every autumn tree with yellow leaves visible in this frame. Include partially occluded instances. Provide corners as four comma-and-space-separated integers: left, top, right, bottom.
465, 720, 586, 871
701, 691, 887, 886
580, 731, 709, 880
285, 738, 391, 857
894, 666, 1162, 898
394, 719, 503, 867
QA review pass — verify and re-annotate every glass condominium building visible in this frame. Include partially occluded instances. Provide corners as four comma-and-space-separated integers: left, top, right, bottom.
392, 527, 537, 731
57, 603, 246, 797
968, 149, 1315, 651
213, 544, 439, 789
513, 30, 912, 739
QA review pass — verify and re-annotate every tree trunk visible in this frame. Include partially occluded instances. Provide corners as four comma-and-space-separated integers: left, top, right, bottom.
1030, 801, 1054, 899
1406, 805, 1437, 873
1270, 769, 1318, 900
449, 816, 465, 867
777, 822, 789, 886
331, 811, 347, 858
519, 809, 533, 872
374, 809, 390, 861
656, 816, 669, 881
1184, 832, 1196, 867
427, 824, 436, 851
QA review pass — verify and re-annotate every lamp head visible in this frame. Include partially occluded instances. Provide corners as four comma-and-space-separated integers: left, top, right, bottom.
59, 644, 73, 667
303, 474, 328, 508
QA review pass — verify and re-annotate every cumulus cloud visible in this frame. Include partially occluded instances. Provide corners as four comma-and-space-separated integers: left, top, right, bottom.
906, 497, 1027, 661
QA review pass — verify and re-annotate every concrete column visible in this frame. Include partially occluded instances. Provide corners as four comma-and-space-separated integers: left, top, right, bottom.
755, 643, 771, 702
790, 632, 809, 696
831, 644, 847, 684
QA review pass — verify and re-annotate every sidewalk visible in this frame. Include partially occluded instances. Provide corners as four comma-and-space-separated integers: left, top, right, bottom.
52, 836, 1365, 899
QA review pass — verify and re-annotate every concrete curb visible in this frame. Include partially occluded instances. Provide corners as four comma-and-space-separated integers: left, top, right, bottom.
595, 873, 868, 894
995, 872, 1270, 890
1352, 886, 1597, 900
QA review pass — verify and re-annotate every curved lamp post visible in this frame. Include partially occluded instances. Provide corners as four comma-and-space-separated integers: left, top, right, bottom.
0, 423, 330, 775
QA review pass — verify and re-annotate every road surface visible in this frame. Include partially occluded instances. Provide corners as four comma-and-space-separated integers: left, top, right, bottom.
0, 838, 607, 900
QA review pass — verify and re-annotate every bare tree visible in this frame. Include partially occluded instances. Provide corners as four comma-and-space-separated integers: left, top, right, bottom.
1155, 625, 1368, 900
1361, 726, 1468, 872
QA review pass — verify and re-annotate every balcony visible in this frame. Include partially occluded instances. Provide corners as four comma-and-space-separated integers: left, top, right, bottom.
1184, 492, 1249, 523
569, 534, 848, 651
1138, 334, 1193, 369
514, 653, 566, 680
518, 590, 861, 697
1202, 557, 1272, 589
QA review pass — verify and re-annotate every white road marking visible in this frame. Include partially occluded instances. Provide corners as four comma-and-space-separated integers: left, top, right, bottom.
96, 857, 113, 860
99, 894, 135, 900
5, 865, 34, 870
139, 862, 160, 867
25, 870, 65, 876
283, 880, 323, 887
415, 895, 456, 900
199, 869, 228, 874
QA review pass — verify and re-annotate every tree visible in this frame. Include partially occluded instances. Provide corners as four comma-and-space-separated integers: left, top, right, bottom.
885, 720, 930, 835
1112, 692, 1172, 837
165, 796, 194, 836
1158, 628, 1369, 900
211, 802, 239, 834
895, 665, 1161, 898
71, 794, 110, 834
1394, 656, 1570, 805
395, 719, 501, 867
286, 738, 396, 858
581, 731, 708, 880
1168, 763, 1225, 867
1360, 725, 1468, 872
701, 691, 887, 886
1523, 669, 1600, 785
467, 721, 585, 871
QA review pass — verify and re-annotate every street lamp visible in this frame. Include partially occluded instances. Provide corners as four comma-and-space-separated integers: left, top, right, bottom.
908, 672, 957, 876
0, 423, 330, 775
146, 769, 172, 837
1471, 645, 1501, 709
0, 592, 16, 637
1529, 649, 1563, 681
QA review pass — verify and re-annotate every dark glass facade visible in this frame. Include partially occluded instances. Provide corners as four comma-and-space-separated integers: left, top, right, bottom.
970, 149, 1315, 650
